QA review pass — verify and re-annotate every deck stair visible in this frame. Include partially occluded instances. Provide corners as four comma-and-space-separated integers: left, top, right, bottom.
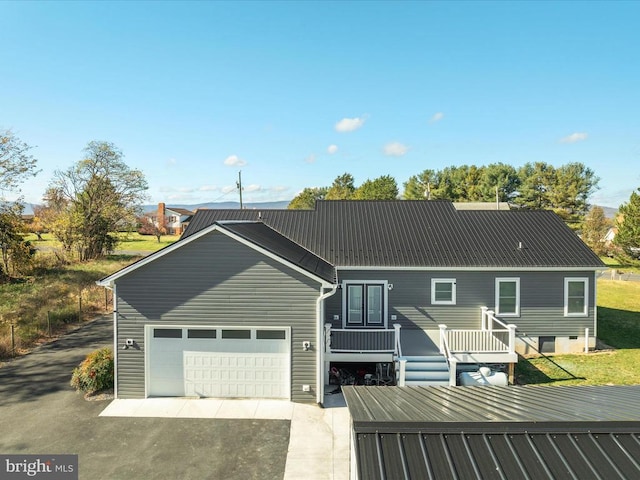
397, 355, 450, 386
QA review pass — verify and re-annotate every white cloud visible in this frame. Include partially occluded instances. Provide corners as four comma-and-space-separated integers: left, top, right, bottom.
305, 154, 317, 164
383, 142, 409, 157
560, 132, 588, 144
199, 185, 219, 192
429, 112, 444, 123
335, 116, 366, 132
327, 144, 338, 154
167, 193, 196, 201
158, 186, 195, 193
221, 185, 237, 194
244, 184, 261, 192
166, 157, 177, 166
272, 185, 289, 192
223, 154, 247, 166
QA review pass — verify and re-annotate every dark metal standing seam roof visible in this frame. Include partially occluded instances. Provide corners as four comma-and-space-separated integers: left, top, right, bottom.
343, 385, 640, 480
181, 201, 605, 268
217, 222, 336, 283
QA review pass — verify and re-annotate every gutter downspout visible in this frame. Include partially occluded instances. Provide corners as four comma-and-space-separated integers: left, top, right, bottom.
316, 284, 338, 404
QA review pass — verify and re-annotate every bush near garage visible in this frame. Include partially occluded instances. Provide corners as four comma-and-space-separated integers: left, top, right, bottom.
70, 347, 114, 394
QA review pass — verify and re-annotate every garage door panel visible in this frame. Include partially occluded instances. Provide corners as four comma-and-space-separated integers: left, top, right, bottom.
147, 326, 289, 399
184, 351, 288, 398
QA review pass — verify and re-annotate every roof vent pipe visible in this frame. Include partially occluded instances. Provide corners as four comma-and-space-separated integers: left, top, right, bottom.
518, 242, 523, 250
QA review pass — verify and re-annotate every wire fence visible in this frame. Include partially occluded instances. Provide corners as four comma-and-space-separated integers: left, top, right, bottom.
0, 287, 113, 359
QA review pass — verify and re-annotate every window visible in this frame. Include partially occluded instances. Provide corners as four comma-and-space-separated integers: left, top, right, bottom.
495, 278, 520, 316
221, 329, 251, 339
343, 281, 387, 328
188, 329, 216, 339
565, 278, 588, 316
431, 279, 456, 305
153, 328, 182, 338
256, 330, 287, 340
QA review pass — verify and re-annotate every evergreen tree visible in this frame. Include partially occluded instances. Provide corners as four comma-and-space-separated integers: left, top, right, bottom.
614, 188, 640, 263
326, 173, 355, 200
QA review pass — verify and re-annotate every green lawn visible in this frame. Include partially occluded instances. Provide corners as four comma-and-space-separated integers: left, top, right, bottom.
516, 279, 640, 385
113, 232, 180, 251
24, 232, 179, 253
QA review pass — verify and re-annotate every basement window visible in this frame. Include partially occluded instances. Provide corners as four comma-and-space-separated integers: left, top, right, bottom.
539, 336, 556, 354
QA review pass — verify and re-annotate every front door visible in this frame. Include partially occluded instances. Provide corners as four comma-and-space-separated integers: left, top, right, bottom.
345, 283, 386, 327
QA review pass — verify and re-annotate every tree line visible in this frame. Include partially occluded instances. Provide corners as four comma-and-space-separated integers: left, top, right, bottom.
290, 163, 598, 226
2, 127, 640, 282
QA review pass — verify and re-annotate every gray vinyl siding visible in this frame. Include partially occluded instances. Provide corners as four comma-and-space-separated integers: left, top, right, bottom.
114, 231, 321, 403
326, 270, 596, 336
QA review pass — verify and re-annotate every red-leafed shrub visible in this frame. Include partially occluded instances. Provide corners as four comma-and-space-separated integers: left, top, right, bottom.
70, 347, 114, 394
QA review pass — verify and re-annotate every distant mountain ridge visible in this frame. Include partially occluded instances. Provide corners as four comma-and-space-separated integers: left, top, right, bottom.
142, 201, 291, 213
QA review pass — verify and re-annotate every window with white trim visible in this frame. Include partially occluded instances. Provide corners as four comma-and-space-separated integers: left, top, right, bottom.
495, 277, 520, 316
564, 277, 588, 316
431, 278, 456, 305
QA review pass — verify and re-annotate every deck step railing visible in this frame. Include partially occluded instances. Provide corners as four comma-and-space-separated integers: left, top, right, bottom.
439, 307, 517, 355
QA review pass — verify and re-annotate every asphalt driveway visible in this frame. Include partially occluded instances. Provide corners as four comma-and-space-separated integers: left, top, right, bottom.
0, 316, 290, 479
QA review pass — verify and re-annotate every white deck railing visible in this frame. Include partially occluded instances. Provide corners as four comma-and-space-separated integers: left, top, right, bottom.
439, 307, 517, 355
324, 323, 402, 354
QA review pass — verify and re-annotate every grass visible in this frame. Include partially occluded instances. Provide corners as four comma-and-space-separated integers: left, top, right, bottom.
599, 255, 640, 273
516, 278, 640, 385
2, 230, 178, 358
24, 232, 179, 253
0, 253, 140, 358
113, 232, 180, 251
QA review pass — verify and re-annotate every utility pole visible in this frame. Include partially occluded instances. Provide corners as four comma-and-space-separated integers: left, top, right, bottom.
236, 171, 243, 209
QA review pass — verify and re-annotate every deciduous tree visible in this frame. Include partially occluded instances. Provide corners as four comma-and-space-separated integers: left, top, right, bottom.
0, 203, 35, 280
46, 141, 148, 260
0, 129, 38, 194
0, 130, 38, 280
288, 187, 328, 210
403, 169, 439, 200
137, 212, 166, 242
353, 175, 398, 200
581, 206, 611, 256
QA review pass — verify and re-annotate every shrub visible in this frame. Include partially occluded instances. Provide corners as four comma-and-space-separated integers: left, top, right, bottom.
70, 347, 114, 394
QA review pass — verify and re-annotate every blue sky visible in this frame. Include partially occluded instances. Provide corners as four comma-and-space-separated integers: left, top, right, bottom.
1, 1, 639, 208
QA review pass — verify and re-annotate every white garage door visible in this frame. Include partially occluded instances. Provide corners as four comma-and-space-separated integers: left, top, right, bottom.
147, 326, 290, 399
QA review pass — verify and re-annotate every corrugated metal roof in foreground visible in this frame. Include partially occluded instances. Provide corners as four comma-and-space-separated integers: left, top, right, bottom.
355, 430, 640, 480
344, 385, 640, 428
344, 386, 640, 480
